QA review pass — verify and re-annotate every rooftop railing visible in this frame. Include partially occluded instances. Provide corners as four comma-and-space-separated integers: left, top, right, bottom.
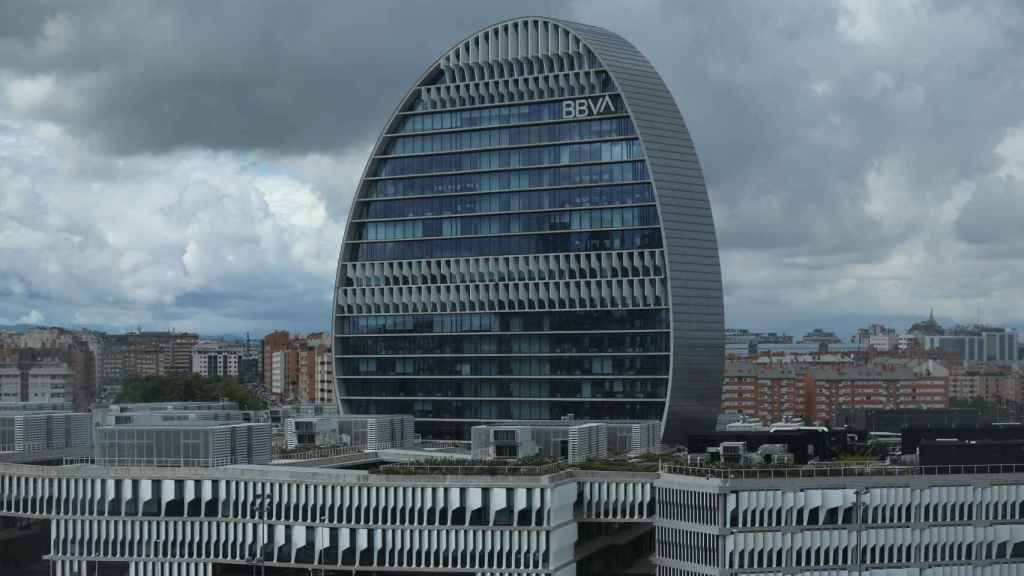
658, 461, 1024, 479
272, 442, 409, 461
62, 456, 240, 468
379, 462, 566, 476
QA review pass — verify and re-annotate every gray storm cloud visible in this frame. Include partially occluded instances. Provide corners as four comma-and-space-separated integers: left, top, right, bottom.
1, 0, 1023, 335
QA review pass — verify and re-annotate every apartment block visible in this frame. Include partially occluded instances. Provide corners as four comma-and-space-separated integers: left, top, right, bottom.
723, 362, 949, 425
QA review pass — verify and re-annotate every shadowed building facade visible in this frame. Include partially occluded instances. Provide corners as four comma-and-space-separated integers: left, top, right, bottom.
333, 18, 724, 443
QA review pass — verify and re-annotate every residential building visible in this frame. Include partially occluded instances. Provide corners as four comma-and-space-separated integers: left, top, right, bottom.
261, 330, 291, 390
315, 348, 335, 405
805, 364, 948, 424
0, 349, 78, 404
867, 333, 899, 351
949, 364, 1022, 402
852, 323, 896, 345
263, 331, 332, 403
190, 340, 242, 378
722, 361, 950, 425
721, 363, 804, 424
101, 331, 199, 397
333, 17, 725, 443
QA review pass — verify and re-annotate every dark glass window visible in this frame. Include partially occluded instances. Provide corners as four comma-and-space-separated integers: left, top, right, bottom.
337, 309, 670, 335
396, 94, 625, 133
356, 205, 659, 241
366, 160, 649, 199
348, 399, 665, 421
338, 355, 668, 377
384, 116, 635, 155
339, 378, 668, 400
359, 183, 655, 220
347, 228, 666, 261
336, 332, 670, 355
373, 139, 642, 177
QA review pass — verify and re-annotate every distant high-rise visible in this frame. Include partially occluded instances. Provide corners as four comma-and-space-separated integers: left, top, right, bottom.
333, 18, 724, 443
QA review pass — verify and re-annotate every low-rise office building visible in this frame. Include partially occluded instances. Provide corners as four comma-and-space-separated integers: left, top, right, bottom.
0, 410, 91, 453
93, 420, 271, 467
5, 459, 1024, 575
92, 401, 272, 466
471, 420, 660, 462
284, 413, 415, 450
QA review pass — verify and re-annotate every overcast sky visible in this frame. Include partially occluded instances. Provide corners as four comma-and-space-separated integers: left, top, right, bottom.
1, 0, 1023, 337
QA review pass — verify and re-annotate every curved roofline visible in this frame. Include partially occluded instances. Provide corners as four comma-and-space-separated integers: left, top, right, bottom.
331, 17, 725, 443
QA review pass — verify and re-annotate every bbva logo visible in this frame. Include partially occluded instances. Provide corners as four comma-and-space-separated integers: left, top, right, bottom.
562, 95, 616, 119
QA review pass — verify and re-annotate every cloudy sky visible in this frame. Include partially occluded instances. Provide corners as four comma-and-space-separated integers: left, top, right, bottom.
1, 0, 1023, 338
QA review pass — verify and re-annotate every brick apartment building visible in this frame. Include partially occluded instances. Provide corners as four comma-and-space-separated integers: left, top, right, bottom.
263, 331, 333, 404
722, 361, 950, 425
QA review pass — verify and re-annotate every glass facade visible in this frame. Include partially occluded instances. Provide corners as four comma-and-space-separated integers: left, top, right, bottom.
334, 18, 724, 441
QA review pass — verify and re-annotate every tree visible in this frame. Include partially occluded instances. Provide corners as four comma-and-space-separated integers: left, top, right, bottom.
117, 374, 267, 410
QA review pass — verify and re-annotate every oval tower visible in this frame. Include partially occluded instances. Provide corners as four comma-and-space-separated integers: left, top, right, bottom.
333, 18, 724, 444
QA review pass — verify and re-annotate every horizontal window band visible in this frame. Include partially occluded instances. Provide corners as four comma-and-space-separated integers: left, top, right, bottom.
350, 217, 660, 243
335, 393, 663, 399
363, 157, 645, 181
397, 88, 616, 116
335, 306, 670, 317
356, 179, 653, 203
376, 134, 637, 160
334, 352, 670, 358
351, 202, 658, 223
335, 375, 668, 379
334, 329, 670, 337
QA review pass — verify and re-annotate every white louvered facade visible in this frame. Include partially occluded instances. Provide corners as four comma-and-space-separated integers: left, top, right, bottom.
338, 250, 667, 315
1, 463, 646, 575
6, 462, 1024, 574
655, 470, 1024, 576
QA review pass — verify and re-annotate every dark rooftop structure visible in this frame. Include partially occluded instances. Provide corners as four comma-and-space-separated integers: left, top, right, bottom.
835, 407, 979, 433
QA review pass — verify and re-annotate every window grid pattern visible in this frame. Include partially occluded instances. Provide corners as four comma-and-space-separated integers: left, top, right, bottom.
384, 115, 633, 155
334, 16, 729, 439
358, 182, 654, 220
339, 60, 666, 430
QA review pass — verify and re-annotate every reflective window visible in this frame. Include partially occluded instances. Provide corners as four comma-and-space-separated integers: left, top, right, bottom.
347, 228, 664, 261
395, 94, 625, 133
339, 355, 668, 377
336, 332, 670, 355
340, 378, 668, 400
337, 309, 670, 335
360, 183, 654, 220
357, 206, 659, 241
367, 161, 649, 198
373, 139, 642, 177
348, 399, 665, 421
385, 116, 635, 155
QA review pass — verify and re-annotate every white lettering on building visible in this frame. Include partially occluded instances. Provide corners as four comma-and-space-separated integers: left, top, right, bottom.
561, 95, 616, 119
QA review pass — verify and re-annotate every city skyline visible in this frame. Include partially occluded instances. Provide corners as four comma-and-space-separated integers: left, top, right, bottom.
2, 2, 1024, 335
